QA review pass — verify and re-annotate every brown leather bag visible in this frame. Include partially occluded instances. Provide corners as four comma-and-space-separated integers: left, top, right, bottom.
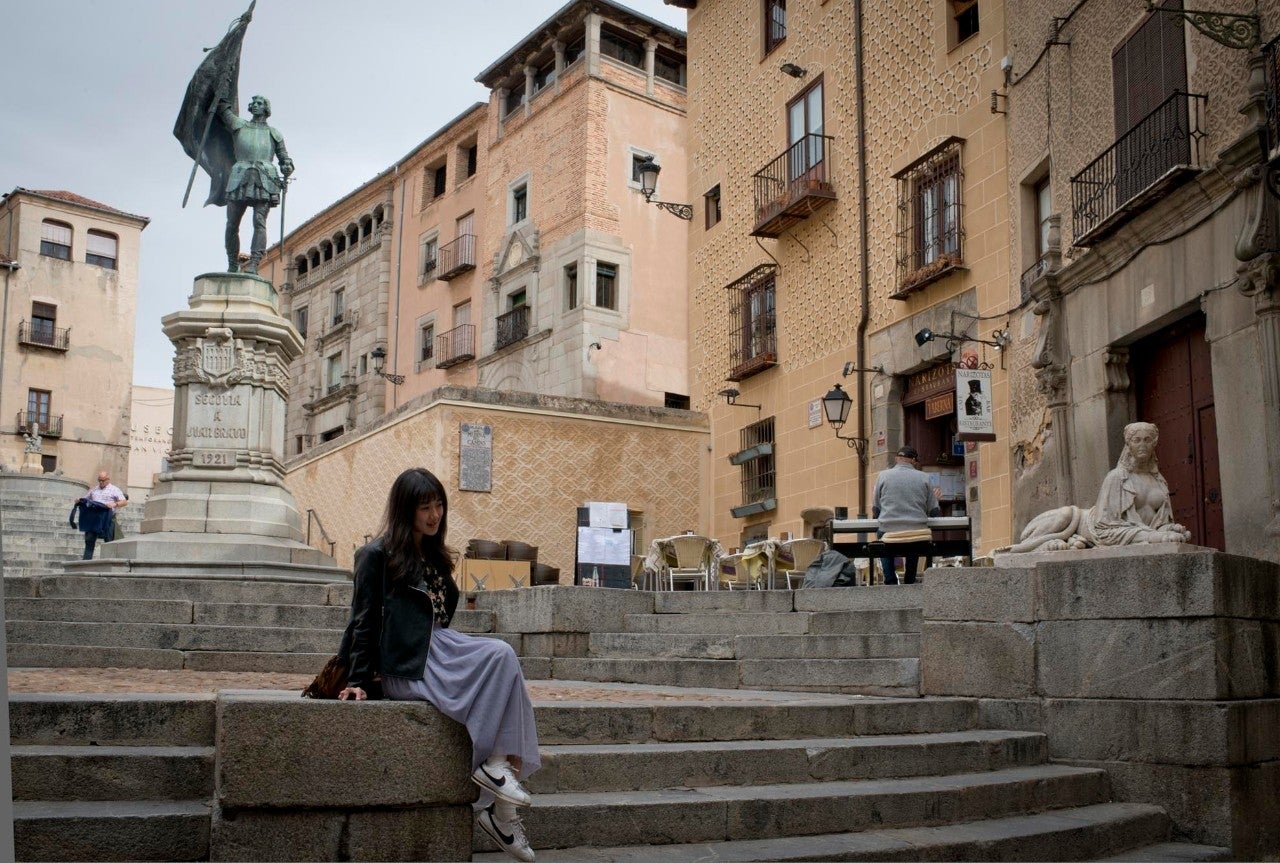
301, 654, 383, 700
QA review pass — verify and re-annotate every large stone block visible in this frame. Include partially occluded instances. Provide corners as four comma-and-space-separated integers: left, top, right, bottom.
476, 585, 653, 633
1036, 551, 1280, 621
654, 590, 793, 613
347, 807, 473, 862
1044, 698, 1280, 766
1063, 758, 1280, 859
522, 632, 590, 657
924, 567, 1036, 622
216, 694, 474, 809
211, 808, 343, 862
1036, 618, 1280, 699
920, 621, 1036, 697
976, 698, 1044, 731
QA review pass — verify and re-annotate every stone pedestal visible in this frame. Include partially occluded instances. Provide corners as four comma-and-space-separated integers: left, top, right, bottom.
921, 547, 1280, 858
18, 451, 43, 474
99, 273, 343, 578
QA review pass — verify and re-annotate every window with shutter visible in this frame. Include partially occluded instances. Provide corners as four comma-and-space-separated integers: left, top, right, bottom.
1112, 0, 1187, 138
86, 230, 118, 269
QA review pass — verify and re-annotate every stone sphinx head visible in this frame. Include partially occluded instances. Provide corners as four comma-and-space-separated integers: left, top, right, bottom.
1118, 421, 1160, 472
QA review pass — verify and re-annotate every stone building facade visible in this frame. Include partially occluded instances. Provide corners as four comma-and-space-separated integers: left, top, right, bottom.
0, 188, 148, 486
1005, 0, 1280, 563
126, 385, 174, 501
677, 0, 1012, 552
260, 0, 696, 565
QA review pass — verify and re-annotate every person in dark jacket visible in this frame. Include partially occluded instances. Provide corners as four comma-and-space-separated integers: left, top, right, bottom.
338, 467, 539, 862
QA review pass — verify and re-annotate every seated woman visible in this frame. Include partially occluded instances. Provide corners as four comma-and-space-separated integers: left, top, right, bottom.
339, 467, 539, 862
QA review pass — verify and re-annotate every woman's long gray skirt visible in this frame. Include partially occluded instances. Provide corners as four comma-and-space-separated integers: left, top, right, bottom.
383, 626, 540, 809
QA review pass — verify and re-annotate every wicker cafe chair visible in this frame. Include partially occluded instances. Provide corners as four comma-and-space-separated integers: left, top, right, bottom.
716, 548, 766, 590
666, 534, 713, 590
775, 538, 827, 590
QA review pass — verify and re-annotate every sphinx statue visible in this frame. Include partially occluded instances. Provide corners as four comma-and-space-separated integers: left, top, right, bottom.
1000, 421, 1193, 554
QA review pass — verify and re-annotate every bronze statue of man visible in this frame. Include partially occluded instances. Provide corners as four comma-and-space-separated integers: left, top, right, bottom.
174, 2, 295, 275
217, 94, 292, 274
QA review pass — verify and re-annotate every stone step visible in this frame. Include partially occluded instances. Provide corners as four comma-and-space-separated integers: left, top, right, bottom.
9, 694, 216, 746
192, 601, 348, 629
532, 696, 977, 745
6, 598, 197, 624
476, 764, 1111, 851
530, 729, 1046, 793
7, 574, 346, 605
13, 800, 210, 862
735, 633, 920, 659
1100, 841, 1234, 861
7, 620, 344, 653
549, 656, 919, 695
11, 744, 215, 802
587, 632, 919, 660
6, 642, 336, 674
622, 609, 922, 635
646, 586, 925, 615
475, 801, 1171, 863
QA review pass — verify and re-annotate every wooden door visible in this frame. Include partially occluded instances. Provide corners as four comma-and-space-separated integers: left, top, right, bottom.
1133, 313, 1224, 549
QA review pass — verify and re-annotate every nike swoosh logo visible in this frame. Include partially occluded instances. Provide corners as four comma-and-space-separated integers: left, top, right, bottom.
480, 765, 507, 787
494, 821, 515, 845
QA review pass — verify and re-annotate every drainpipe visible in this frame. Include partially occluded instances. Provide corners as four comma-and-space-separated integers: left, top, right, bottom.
390, 164, 405, 411
854, 0, 871, 518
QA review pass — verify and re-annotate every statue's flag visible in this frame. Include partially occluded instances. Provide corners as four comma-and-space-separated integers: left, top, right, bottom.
174, 2, 254, 207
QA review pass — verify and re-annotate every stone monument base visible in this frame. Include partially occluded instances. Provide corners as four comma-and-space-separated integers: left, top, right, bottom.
138, 477, 303, 539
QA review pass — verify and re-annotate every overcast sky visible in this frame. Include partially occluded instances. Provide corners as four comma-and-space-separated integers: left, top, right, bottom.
1, 0, 687, 389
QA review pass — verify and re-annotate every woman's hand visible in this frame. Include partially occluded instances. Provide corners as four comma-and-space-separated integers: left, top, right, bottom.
338, 686, 367, 701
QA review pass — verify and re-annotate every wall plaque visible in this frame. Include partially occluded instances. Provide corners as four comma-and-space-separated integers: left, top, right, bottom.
459, 423, 493, 492
185, 384, 251, 448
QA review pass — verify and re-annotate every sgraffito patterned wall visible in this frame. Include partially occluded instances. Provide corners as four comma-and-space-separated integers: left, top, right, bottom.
687, 0, 1011, 550
284, 391, 707, 573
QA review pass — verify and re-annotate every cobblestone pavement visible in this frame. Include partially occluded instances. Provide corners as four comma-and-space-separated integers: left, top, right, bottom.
5, 668, 777, 702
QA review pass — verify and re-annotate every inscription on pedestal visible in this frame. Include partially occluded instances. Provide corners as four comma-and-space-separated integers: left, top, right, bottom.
186, 385, 251, 448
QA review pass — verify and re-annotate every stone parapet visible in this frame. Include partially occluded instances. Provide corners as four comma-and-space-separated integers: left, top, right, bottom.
921, 548, 1280, 857
212, 692, 474, 861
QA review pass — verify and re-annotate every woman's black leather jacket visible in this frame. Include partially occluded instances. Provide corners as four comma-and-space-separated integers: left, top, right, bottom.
340, 537, 460, 691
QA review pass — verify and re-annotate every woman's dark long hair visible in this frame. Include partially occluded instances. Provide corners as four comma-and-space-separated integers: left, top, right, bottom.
379, 467, 457, 584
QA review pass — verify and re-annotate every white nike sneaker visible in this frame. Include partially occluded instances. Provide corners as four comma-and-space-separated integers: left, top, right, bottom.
472, 759, 532, 807
476, 804, 536, 862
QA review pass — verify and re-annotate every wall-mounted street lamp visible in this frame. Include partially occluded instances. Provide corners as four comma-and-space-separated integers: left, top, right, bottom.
718, 387, 761, 410
780, 62, 808, 78
637, 158, 694, 221
370, 345, 405, 385
1144, 1, 1258, 49
821, 383, 869, 460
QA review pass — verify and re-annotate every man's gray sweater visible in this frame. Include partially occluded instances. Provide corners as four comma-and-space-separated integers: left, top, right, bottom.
872, 462, 941, 533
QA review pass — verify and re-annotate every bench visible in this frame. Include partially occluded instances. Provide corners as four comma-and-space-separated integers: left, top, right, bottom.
830, 516, 973, 571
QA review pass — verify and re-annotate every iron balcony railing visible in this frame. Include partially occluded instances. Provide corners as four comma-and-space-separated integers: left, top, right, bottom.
1264, 33, 1280, 158
18, 320, 70, 351
16, 411, 62, 437
1071, 92, 1207, 246
435, 323, 476, 369
1020, 254, 1052, 303
494, 304, 530, 351
751, 134, 836, 238
438, 234, 476, 281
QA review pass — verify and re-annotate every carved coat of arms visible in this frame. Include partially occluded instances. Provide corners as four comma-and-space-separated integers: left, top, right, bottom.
194, 327, 248, 388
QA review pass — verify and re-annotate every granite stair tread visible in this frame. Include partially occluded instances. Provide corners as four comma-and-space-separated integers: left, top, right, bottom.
1098, 840, 1234, 861
474, 801, 1171, 863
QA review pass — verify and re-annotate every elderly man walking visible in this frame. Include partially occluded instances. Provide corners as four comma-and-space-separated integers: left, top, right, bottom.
871, 446, 940, 585
73, 471, 127, 560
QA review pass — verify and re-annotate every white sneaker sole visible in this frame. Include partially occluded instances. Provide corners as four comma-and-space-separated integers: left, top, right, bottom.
472, 765, 532, 807
476, 810, 535, 863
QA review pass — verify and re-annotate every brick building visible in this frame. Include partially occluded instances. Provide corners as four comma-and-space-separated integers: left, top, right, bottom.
675, 0, 1012, 553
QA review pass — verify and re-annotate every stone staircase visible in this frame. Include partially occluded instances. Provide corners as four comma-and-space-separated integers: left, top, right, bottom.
7, 690, 1230, 863
552, 589, 920, 695
474, 694, 1229, 862
10, 693, 215, 861
1, 474, 145, 577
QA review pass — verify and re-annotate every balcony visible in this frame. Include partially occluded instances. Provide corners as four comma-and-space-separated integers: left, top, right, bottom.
1071, 92, 1207, 247
435, 323, 476, 369
18, 320, 70, 351
438, 234, 476, 281
494, 304, 529, 351
751, 134, 836, 238
16, 411, 62, 438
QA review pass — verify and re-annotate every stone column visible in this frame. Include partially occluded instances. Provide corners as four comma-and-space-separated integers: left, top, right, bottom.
553, 40, 565, 94
586, 12, 602, 78
495, 87, 508, 140
523, 64, 536, 118
1029, 215, 1074, 508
